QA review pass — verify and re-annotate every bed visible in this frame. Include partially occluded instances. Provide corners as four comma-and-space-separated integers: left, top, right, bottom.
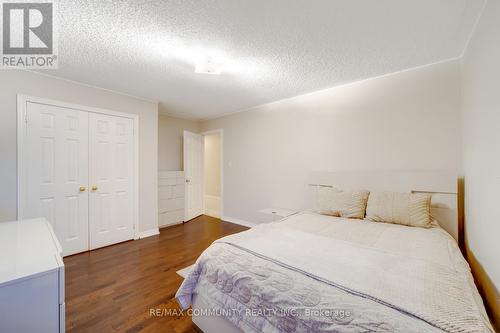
175, 171, 494, 333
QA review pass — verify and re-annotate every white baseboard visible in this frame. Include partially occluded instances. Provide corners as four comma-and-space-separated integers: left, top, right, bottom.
204, 209, 221, 219
204, 195, 221, 218
159, 221, 183, 229
221, 215, 256, 228
139, 228, 160, 239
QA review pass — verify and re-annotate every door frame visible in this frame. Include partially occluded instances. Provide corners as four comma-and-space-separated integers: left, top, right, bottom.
201, 129, 224, 219
17, 94, 140, 240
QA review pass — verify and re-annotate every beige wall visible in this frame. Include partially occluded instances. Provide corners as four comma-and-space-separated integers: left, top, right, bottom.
202, 60, 462, 223
158, 112, 200, 171
0, 70, 159, 234
204, 133, 221, 197
461, 0, 500, 294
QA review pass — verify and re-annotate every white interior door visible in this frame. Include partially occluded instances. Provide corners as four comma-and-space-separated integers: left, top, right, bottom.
24, 102, 89, 256
89, 113, 134, 249
184, 130, 204, 221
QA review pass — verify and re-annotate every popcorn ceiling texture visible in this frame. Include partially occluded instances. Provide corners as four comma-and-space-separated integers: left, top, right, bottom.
42, 0, 484, 119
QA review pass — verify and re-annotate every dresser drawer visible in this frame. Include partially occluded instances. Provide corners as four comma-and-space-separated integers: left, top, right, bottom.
0, 270, 60, 333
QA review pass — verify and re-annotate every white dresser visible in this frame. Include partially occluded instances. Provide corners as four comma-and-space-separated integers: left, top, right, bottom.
158, 170, 185, 227
0, 218, 65, 333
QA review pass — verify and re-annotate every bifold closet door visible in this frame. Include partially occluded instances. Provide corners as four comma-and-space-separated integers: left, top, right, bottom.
88, 113, 134, 250
24, 102, 89, 256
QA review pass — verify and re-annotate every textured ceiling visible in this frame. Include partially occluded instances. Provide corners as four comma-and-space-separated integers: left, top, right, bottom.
40, 0, 484, 119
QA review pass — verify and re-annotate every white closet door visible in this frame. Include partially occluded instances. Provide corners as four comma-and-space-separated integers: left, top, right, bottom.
184, 130, 204, 221
89, 113, 134, 249
24, 102, 89, 256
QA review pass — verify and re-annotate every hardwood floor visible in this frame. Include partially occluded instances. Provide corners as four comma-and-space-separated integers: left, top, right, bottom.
64, 215, 247, 333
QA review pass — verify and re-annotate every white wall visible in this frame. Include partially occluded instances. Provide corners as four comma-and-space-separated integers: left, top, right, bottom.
204, 133, 222, 218
158, 112, 200, 171
461, 0, 500, 289
0, 70, 159, 234
202, 60, 462, 223
204, 133, 221, 197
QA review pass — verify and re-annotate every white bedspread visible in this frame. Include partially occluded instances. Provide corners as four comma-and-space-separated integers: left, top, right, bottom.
176, 212, 493, 333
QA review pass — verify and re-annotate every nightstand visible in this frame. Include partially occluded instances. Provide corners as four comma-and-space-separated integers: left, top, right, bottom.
258, 208, 299, 222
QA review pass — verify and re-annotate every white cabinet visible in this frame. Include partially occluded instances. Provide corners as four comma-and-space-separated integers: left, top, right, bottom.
0, 218, 65, 333
159, 171, 185, 227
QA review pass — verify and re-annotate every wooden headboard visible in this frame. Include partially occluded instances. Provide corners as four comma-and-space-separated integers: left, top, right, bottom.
308, 170, 463, 250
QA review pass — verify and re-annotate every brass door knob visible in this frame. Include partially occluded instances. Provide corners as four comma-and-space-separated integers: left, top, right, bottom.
91, 185, 98, 191
79, 186, 86, 192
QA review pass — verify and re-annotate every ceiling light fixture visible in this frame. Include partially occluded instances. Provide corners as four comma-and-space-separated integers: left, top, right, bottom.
194, 54, 225, 75
160, 39, 230, 75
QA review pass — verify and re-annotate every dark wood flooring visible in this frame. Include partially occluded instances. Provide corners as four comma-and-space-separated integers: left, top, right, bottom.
64, 215, 247, 333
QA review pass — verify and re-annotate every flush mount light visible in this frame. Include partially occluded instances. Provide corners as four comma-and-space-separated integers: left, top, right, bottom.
160, 39, 231, 75
195, 55, 225, 75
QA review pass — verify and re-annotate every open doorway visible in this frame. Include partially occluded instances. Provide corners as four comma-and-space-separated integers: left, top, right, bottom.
203, 130, 222, 218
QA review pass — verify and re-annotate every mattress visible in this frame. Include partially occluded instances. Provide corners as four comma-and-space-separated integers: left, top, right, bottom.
176, 212, 493, 333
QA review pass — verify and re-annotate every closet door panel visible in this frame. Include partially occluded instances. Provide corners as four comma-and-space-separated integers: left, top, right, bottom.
89, 113, 134, 249
25, 103, 89, 256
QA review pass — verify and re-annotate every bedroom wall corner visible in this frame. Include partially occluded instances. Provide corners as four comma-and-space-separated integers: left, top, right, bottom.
461, 0, 500, 329
158, 109, 201, 171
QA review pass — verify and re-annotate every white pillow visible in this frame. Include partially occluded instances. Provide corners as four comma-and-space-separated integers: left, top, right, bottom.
366, 191, 432, 228
315, 187, 370, 219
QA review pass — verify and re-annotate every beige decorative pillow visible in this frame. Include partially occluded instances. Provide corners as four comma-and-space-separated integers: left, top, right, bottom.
315, 187, 370, 219
365, 191, 432, 228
